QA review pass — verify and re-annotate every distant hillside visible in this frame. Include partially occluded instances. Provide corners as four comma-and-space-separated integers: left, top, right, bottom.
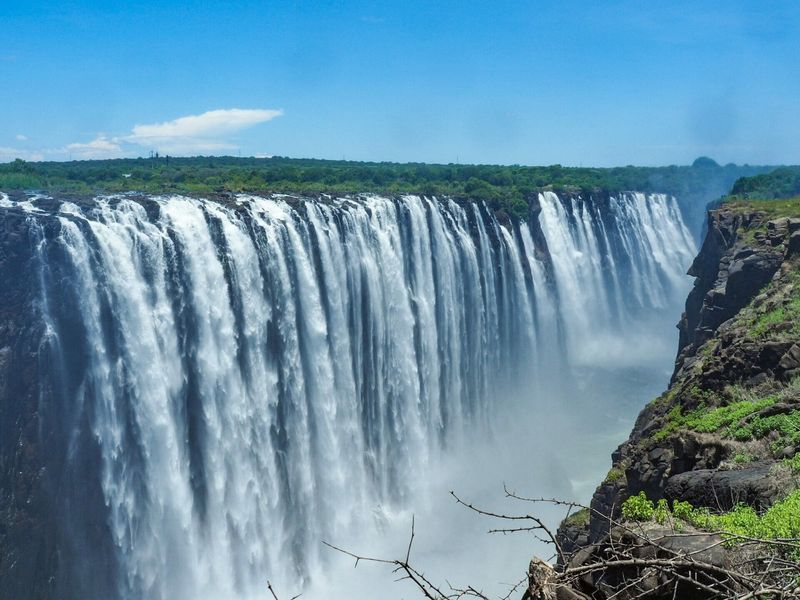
731, 166, 800, 200
0, 155, 776, 221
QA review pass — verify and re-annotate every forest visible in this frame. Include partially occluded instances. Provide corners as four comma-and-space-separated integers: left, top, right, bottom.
0, 155, 778, 219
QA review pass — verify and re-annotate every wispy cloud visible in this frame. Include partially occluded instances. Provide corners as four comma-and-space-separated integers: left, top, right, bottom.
122, 108, 284, 154
67, 135, 123, 159
1, 108, 283, 162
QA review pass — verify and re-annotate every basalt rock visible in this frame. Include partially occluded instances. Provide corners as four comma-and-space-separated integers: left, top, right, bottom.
675, 209, 787, 377
553, 201, 800, 599
664, 462, 790, 512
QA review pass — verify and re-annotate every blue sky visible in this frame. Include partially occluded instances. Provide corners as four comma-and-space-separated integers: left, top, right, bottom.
1, 0, 798, 166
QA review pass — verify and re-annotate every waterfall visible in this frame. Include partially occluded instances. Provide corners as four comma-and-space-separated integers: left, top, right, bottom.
3, 191, 695, 600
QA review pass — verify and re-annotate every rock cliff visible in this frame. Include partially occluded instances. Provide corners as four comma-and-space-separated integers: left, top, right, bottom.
550, 199, 800, 599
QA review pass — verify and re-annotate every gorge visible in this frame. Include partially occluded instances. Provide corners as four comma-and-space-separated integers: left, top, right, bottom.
0, 189, 698, 599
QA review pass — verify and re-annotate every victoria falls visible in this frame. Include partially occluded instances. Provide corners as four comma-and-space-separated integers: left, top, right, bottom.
3, 2, 800, 599
0, 158, 761, 598
3, 158, 800, 600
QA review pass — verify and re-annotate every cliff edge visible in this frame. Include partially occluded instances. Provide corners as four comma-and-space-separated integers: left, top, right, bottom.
546, 198, 800, 599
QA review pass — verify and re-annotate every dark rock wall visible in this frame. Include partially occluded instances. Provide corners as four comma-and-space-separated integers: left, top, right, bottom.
0, 209, 55, 600
0, 210, 116, 600
676, 210, 784, 374
564, 206, 800, 551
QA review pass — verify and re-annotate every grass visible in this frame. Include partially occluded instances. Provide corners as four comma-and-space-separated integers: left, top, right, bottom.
745, 265, 800, 336
563, 508, 590, 528
749, 296, 800, 338
733, 452, 757, 464
730, 409, 800, 453
691, 396, 778, 433
723, 195, 800, 218
652, 380, 800, 452
785, 454, 800, 473
605, 467, 625, 484
652, 388, 772, 442
718, 195, 800, 270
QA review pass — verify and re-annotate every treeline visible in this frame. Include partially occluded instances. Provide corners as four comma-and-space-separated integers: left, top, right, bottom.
0, 155, 779, 218
730, 166, 800, 200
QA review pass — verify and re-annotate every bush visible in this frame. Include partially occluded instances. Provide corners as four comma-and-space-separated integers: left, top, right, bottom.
622, 492, 655, 522
626, 492, 800, 552
653, 499, 670, 524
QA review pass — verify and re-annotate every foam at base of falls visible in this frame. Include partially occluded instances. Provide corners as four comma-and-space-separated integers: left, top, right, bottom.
15, 191, 695, 599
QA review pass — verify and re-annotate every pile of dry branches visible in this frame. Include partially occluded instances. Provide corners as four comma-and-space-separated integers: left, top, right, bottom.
321, 486, 800, 600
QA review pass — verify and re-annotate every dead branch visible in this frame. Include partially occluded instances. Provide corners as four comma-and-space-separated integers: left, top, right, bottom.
321, 491, 800, 600
266, 580, 301, 600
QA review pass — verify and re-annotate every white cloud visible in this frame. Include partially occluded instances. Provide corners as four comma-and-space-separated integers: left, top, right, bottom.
66, 135, 124, 159
129, 108, 283, 140
123, 108, 284, 153
2, 107, 283, 163
0, 147, 45, 162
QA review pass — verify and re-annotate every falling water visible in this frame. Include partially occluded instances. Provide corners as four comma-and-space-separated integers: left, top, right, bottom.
3, 191, 695, 599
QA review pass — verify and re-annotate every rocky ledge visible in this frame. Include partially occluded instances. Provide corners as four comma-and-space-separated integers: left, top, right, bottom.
539, 200, 800, 600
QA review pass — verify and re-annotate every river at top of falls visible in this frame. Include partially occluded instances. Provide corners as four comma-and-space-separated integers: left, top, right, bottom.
5, 191, 696, 600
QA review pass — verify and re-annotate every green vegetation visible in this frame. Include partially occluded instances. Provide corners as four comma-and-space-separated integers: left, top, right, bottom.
730, 408, 800, 453
731, 167, 800, 200
652, 380, 800, 454
682, 396, 776, 433
605, 466, 626, 484
785, 453, 800, 473
733, 452, 757, 464
652, 498, 670, 525
623, 492, 800, 550
724, 195, 800, 219
718, 194, 800, 252
734, 265, 800, 340
563, 508, 590, 528
622, 492, 655, 521
749, 295, 800, 340
0, 156, 774, 220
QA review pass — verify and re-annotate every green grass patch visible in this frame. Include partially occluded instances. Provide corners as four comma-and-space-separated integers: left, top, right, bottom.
652, 392, 777, 442
690, 397, 779, 433
605, 467, 625, 484
729, 409, 800, 453
784, 453, 800, 473
733, 452, 757, 464
563, 508, 590, 528
724, 194, 800, 217
683, 492, 800, 541
749, 296, 800, 338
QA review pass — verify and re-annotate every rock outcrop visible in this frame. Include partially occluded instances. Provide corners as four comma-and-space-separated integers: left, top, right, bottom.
554, 201, 800, 599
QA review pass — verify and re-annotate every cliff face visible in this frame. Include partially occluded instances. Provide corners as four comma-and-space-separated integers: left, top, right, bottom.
555, 202, 800, 598
0, 209, 118, 600
0, 210, 56, 599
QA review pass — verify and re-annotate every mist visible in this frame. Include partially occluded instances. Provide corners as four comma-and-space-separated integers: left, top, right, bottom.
309, 319, 683, 599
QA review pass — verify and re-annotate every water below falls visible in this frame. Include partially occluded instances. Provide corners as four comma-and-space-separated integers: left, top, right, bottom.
12, 191, 696, 599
